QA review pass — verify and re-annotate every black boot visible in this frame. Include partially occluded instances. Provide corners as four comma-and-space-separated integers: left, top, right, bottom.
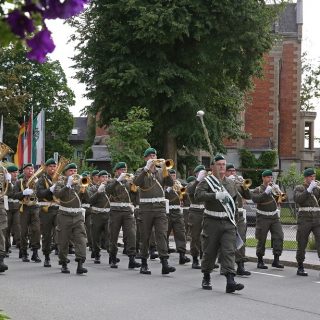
192, 256, 201, 269
128, 256, 141, 269
31, 249, 41, 263
108, 256, 120, 264
61, 262, 70, 274
21, 251, 30, 262
76, 261, 88, 274
297, 262, 308, 276
272, 254, 284, 268
94, 255, 101, 264
19, 249, 22, 259
91, 251, 95, 259
236, 262, 251, 276
110, 255, 118, 269
140, 258, 151, 275
179, 252, 191, 265
225, 273, 244, 293
168, 247, 176, 254
68, 246, 75, 254
257, 255, 268, 269
149, 247, 159, 260
44, 254, 51, 267
202, 273, 212, 290
0, 256, 8, 273
161, 258, 176, 275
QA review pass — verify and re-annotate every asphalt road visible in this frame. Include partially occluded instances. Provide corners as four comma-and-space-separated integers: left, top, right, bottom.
1, 248, 320, 320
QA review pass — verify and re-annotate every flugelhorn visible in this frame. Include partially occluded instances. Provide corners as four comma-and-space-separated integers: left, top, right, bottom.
152, 159, 174, 169
234, 176, 252, 190
71, 174, 90, 188
269, 182, 287, 203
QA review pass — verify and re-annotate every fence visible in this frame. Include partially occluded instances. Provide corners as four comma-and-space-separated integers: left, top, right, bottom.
244, 200, 316, 251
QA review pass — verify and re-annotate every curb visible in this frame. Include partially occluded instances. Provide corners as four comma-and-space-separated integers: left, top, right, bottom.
247, 256, 320, 271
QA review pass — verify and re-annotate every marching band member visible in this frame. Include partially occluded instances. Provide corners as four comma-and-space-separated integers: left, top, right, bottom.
52, 163, 89, 274
251, 170, 284, 269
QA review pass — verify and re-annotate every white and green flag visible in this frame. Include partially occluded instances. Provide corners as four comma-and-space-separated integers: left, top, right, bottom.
32, 110, 45, 165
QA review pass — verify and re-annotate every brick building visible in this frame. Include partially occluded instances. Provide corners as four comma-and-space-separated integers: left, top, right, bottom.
223, 0, 316, 172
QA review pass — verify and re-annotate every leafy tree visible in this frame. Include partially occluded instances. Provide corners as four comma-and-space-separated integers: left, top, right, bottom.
70, 0, 282, 159
300, 52, 320, 111
106, 106, 153, 171
278, 163, 304, 194
0, 45, 75, 159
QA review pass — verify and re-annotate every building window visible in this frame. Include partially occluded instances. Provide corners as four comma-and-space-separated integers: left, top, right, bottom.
77, 150, 83, 159
71, 128, 78, 135
201, 156, 211, 169
304, 122, 312, 149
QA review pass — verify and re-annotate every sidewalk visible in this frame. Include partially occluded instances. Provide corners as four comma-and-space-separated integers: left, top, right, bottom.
245, 246, 320, 270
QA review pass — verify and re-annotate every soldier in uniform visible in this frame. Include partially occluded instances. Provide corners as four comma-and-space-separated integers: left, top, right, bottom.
5, 165, 21, 255
105, 162, 140, 269
52, 163, 89, 274
251, 170, 284, 269
225, 163, 251, 276
13, 163, 41, 263
181, 178, 192, 240
89, 170, 111, 264
187, 165, 206, 269
35, 158, 58, 267
133, 147, 176, 275
195, 155, 244, 293
293, 168, 320, 276
165, 169, 190, 264
0, 171, 11, 272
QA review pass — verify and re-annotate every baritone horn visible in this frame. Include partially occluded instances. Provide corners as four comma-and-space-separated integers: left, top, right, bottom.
152, 159, 174, 169
0, 142, 14, 197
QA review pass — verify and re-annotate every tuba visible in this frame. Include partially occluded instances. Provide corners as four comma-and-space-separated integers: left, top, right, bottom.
52, 156, 69, 183
0, 142, 14, 197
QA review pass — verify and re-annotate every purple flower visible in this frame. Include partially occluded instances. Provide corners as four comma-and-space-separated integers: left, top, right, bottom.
61, 0, 88, 19
26, 28, 56, 63
43, 0, 88, 19
42, 0, 64, 19
7, 10, 35, 38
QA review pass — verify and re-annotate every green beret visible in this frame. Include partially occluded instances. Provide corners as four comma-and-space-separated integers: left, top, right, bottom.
262, 169, 273, 177
82, 173, 88, 177
63, 163, 77, 172
194, 165, 205, 173
98, 170, 109, 177
169, 169, 176, 174
303, 168, 316, 177
22, 163, 33, 170
143, 147, 157, 157
213, 154, 225, 163
7, 165, 19, 172
113, 162, 127, 171
186, 176, 196, 183
45, 158, 57, 166
91, 170, 100, 177
226, 163, 235, 170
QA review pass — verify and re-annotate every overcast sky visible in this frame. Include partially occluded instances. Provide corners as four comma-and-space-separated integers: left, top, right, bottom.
47, 0, 320, 140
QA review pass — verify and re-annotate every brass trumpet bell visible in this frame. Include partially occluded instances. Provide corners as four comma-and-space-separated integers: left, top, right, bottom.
152, 159, 174, 169
71, 174, 90, 187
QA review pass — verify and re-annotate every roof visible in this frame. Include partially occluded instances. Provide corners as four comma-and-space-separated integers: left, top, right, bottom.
69, 117, 88, 142
277, 3, 298, 34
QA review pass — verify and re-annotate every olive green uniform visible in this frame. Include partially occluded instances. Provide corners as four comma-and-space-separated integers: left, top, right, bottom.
0, 202, 7, 259
181, 192, 190, 237
133, 167, 173, 259
5, 179, 21, 251
251, 185, 284, 257
89, 183, 110, 257
36, 173, 58, 256
195, 176, 238, 275
165, 188, 187, 253
187, 180, 204, 258
293, 184, 320, 263
13, 178, 41, 255
105, 179, 136, 257
53, 181, 88, 264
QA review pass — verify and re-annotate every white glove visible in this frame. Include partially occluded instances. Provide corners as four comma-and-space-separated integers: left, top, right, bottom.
166, 187, 172, 193
23, 188, 34, 196
49, 184, 56, 193
196, 170, 207, 182
265, 185, 273, 194
215, 191, 229, 201
98, 184, 105, 193
66, 176, 73, 188
5, 173, 11, 182
228, 175, 236, 182
117, 172, 127, 182
307, 180, 317, 193
144, 159, 154, 171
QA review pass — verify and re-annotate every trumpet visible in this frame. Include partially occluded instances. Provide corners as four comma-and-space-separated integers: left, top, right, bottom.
173, 180, 186, 200
124, 173, 134, 180
269, 183, 287, 203
234, 176, 252, 190
71, 174, 90, 188
152, 159, 174, 169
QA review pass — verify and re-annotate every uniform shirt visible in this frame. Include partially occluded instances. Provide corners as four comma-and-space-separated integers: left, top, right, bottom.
36, 173, 55, 202
105, 179, 132, 212
294, 184, 320, 211
89, 183, 110, 211
251, 184, 278, 212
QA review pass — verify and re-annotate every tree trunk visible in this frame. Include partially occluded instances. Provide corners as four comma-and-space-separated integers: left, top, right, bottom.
164, 132, 177, 168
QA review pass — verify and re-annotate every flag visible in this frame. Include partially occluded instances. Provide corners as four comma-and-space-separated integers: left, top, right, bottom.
0, 115, 3, 143
32, 110, 45, 165
14, 123, 26, 168
23, 117, 32, 164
